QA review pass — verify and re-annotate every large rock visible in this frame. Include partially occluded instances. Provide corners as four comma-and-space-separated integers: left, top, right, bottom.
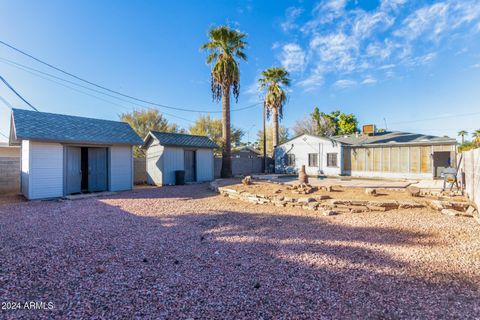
242, 176, 252, 185
406, 186, 421, 197
298, 197, 316, 204
441, 209, 460, 217
365, 188, 377, 196
322, 210, 337, 216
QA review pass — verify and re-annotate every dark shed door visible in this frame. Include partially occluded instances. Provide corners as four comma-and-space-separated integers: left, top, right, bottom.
88, 148, 108, 192
184, 150, 196, 183
433, 151, 451, 178
66, 147, 82, 194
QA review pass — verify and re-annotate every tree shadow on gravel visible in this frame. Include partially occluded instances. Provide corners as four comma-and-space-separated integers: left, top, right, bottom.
1, 196, 479, 320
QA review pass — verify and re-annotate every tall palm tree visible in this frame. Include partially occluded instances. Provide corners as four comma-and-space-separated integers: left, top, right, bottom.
259, 67, 290, 149
201, 25, 247, 178
458, 130, 468, 144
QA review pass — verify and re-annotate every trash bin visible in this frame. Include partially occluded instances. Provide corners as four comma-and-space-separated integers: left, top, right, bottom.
175, 170, 185, 185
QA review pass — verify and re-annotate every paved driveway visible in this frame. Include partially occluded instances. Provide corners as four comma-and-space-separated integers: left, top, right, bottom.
0, 184, 479, 319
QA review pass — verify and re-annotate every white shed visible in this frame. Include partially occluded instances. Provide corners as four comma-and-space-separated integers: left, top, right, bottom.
144, 131, 217, 185
9, 108, 142, 200
274, 134, 344, 176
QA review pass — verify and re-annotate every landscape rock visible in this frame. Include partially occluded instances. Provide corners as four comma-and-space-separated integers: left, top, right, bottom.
298, 197, 316, 204
322, 209, 337, 216
350, 206, 370, 213
315, 195, 331, 200
365, 188, 377, 196
406, 186, 421, 197
242, 176, 252, 186
441, 209, 460, 217
429, 200, 444, 211
466, 206, 478, 217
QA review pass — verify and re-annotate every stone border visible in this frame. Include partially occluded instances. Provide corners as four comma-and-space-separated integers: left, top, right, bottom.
210, 179, 429, 216
210, 179, 479, 220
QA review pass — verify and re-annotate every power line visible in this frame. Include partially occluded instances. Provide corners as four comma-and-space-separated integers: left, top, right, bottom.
0, 40, 262, 114
0, 58, 196, 124
0, 75, 38, 111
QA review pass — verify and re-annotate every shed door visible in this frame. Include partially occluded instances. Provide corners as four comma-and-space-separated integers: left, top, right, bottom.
433, 151, 451, 178
88, 148, 107, 192
66, 147, 82, 194
184, 150, 196, 183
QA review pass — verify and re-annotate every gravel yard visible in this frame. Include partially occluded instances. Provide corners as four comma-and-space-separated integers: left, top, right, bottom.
1, 184, 479, 319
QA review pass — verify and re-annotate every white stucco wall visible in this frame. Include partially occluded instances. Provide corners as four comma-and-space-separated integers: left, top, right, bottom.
275, 134, 343, 176
196, 148, 214, 182
28, 141, 64, 200
109, 145, 133, 191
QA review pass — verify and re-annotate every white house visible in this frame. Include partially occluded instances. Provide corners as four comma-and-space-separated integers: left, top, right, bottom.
275, 129, 457, 179
275, 134, 343, 176
144, 131, 218, 185
9, 108, 142, 200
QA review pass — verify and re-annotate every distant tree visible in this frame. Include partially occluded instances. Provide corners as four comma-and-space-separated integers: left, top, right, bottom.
258, 67, 290, 149
337, 113, 359, 135
293, 116, 317, 136
256, 125, 289, 156
120, 109, 181, 157
311, 108, 358, 136
201, 25, 247, 178
458, 130, 468, 144
189, 115, 244, 155
473, 129, 480, 145
458, 141, 478, 153
311, 107, 337, 137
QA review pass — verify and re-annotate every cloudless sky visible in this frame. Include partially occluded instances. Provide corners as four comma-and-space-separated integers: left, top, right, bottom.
1, 0, 479, 143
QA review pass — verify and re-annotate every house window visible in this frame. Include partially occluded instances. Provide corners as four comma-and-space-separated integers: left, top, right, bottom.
285, 154, 295, 166
308, 153, 318, 167
327, 153, 338, 167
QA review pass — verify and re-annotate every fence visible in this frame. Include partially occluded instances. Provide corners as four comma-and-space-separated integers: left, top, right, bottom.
214, 157, 266, 178
0, 148, 20, 194
459, 148, 480, 209
133, 157, 147, 184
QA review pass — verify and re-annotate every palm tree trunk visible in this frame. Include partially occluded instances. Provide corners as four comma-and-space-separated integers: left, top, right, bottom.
272, 108, 279, 151
461, 135, 464, 144
221, 86, 232, 178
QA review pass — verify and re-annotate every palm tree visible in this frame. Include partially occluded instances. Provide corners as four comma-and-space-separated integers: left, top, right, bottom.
458, 130, 468, 144
258, 67, 290, 150
473, 129, 480, 145
201, 26, 247, 178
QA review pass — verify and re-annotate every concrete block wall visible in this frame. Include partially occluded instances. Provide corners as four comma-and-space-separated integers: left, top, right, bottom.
0, 157, 20, 194
214, 157, 265, 178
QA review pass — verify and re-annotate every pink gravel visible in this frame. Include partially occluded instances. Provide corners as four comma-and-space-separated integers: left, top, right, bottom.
0, 184, 479, 319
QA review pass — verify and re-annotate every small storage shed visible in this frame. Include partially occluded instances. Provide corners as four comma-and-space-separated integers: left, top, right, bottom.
144, 131, 217, 185
9, 108, 143, 200
275, 134, 343, 176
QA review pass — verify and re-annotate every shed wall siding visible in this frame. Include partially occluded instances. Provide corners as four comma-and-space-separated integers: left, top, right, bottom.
146, 142, 163, 185
21, 140, 30, 197
109, 146, 133, 191
275, 135, 343, 176
29, 141, 63, 199
162, 147, 184, 185
196, 149, 214, 182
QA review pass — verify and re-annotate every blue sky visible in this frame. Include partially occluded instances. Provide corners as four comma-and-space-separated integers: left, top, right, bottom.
1, 0, 480, 143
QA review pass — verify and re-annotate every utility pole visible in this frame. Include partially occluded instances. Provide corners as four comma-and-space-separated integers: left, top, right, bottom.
263, 103, 267, 174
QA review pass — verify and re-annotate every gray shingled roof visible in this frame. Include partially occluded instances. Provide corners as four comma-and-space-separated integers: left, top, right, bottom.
332, 131, 456, 146
148, 131, 218, 148
11, 108, 143, 145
